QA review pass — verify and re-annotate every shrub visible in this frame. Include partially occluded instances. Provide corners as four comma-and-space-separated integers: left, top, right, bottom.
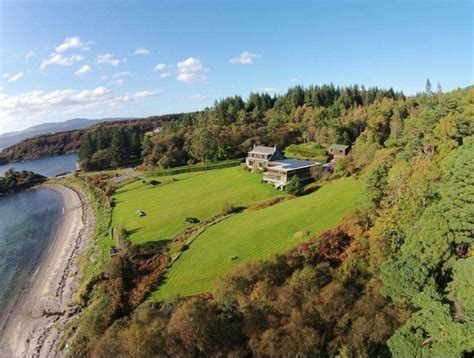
185, 217, 200, 224
222, 202, 236, 215
286, 176, 303, 196
144, 159, 242, 177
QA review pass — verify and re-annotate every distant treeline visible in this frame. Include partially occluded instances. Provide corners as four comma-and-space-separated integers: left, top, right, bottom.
141, 84, 404, 169
0, 114, 183, 165
0, 169, 46, 196
0, 84, 405, 171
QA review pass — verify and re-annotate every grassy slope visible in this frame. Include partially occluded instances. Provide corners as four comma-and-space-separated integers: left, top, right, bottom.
285, 142, 327, 162
151, 177, 364, 301
112, 166, 280, 244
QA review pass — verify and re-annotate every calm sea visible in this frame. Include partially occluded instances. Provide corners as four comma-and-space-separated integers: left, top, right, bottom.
0, 153, 79, 177
0, 154, 77, 321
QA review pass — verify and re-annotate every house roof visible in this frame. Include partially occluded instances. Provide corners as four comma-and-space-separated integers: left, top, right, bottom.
249, 145, 277, 155
329, 144, 349, 151
267, 158, 319, 172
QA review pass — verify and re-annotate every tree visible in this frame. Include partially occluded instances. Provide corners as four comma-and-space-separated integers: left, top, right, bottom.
425, 79, 432, 94
286, 175, 303, 195
110, 129, 130, 167
79, 134, 96, 161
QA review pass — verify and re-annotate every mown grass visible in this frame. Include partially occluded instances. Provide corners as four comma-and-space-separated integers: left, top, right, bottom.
285, 142, 327, 162
111, 166, 280, 245
150, 177, 364, 301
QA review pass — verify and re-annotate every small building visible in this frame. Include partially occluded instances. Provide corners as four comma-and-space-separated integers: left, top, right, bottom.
263, 159, 320, 189
246, 145, 285, 171
328, 144, 349, 161
421, 144, 436, 156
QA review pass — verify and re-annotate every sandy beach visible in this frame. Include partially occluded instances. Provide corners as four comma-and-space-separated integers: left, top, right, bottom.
0, 184, 93, 358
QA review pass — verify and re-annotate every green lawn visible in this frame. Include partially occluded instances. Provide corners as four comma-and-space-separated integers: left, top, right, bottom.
151, 177, 364, 301
285, 142, 327, 162
111, 166, 280, 244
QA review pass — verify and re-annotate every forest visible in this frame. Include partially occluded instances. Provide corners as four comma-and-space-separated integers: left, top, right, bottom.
64, 83, 473, 357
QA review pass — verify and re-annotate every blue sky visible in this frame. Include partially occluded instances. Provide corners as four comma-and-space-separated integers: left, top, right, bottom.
0, 0, 472, 134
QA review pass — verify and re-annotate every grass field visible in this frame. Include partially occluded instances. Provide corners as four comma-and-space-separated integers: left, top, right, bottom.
150, 177, 364, 301
111, 166, 280, 244
285, 142, 327, 162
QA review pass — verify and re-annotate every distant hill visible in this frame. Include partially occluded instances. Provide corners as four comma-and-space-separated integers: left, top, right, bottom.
0, 114, 183, 164
0, 117, 137, 149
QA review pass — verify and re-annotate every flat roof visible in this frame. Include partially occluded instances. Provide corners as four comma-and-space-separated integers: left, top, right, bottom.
267, 158, 319, 172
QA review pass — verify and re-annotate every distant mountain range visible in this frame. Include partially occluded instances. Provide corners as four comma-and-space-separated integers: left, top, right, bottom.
0, 117, 137, 149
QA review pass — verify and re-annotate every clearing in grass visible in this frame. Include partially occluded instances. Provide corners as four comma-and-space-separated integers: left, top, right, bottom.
151, 177, 364, 301
111, 166, 280, 244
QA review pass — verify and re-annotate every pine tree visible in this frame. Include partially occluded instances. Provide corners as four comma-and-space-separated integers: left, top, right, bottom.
436, 82, 443, 94
425, 79, 432, 94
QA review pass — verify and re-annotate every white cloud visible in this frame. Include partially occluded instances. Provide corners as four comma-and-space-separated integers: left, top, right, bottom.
177, 57, 204, 73
7, 73, 24, 83
0, 87, 160, 123
132, 90, 159, 98
25, 51, 34, 59
40, 52, 83, 69
113, 71, 130, 79
134, 47, 150, 55
111, 78, 124, 87
177, 73, 207, 83
160, 72, 174, 79
290, 77, 299, 83
154, 63, 169, 71
229, 51, 260, 65
176, 57, 208, 83
96, 53, 120, 66
181, 94, 208, 101
109, 72, 130, 86
2, 73, 10, 79
55, 36, 88, 53
154, 57, 208, 83
260, 87, 279, 93
75, 65, 92, 75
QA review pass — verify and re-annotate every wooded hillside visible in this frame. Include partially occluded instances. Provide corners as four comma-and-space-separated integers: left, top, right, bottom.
66, 84, 473, 357
0, 114, 182, 164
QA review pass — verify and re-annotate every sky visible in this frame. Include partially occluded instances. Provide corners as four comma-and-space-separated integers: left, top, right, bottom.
0, 0, 472, 134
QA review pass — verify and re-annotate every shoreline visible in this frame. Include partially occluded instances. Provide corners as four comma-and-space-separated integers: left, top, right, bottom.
0, 183, 94, 358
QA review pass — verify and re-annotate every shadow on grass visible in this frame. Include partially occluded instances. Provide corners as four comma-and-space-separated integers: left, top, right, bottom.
139, 239, 172, 250
303, 185, 321, 196
127, 227, 145, 235
232, 205, 246, 213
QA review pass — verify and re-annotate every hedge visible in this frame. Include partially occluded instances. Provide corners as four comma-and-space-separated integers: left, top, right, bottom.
144, 159, 243, 177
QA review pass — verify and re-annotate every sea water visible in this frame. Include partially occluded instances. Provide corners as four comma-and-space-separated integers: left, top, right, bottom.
0, 188, 64, 321
0, 153, 79, 177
